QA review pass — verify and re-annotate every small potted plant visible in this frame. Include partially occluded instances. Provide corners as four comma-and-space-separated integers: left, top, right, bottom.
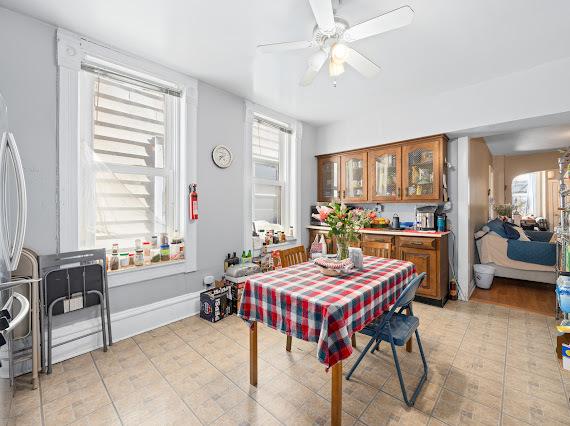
492, 203, 513, 221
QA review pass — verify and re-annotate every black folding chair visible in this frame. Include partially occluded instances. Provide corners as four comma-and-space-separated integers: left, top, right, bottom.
346, 273, 428, 407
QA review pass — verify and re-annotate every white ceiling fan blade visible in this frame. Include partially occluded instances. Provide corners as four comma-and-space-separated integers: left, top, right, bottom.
257, 40, 313, 53
309, 0, 335, 33
343, 6, 414, 42
300, 50, 328, 86
345, 48, 380, 78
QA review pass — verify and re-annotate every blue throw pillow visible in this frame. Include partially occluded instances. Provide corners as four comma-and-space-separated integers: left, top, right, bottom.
487, 218, 508, 238
503, 222, 522, 240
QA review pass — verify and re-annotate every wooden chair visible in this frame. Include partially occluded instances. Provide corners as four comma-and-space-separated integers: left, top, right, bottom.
278, 245, 357, 351
279, 245, 307, 268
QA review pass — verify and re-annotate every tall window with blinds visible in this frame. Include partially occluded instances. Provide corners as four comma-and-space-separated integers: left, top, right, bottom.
79, 66, 181, 250
251, 116, 292, 234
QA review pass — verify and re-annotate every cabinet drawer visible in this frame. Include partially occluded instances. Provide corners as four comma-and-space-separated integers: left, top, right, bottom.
398, 236, 436, 250
362, 234, 394, 244
361, 241, 393, 259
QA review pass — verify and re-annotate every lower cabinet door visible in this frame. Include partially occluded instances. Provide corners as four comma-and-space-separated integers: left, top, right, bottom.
398, 247, 438, 297
362, 241, 392, 259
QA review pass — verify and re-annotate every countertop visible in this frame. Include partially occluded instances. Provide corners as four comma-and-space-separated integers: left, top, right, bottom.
306, 225, 450, 238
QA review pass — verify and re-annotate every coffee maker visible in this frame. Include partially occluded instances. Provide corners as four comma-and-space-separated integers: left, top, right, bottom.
415, 205, 438, 231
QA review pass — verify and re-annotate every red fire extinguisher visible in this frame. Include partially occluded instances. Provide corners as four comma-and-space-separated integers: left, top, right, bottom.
189, 184, 198, 220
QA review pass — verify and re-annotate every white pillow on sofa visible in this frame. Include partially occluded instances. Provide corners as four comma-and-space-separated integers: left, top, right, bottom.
513, 227, 530, 241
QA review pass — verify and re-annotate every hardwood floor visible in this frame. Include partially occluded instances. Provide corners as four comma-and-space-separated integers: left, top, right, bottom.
471, 276, 556, 316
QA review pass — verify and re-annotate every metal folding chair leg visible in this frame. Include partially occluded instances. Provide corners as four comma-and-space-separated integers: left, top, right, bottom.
346, 333, 378, 380
371, 337, 382, 353
46, 290, 107, 374
390, 329, 428, 407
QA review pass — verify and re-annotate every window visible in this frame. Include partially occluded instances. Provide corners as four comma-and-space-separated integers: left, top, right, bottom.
251, 115, 292, 234
512, 173, 535, 216
57, 29, 198, 284
79, 66, 181, 250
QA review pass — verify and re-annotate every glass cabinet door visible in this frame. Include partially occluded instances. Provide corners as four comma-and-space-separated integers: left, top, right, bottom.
402, 140, 441, 200
317, 155, 340, 201
368, 147, 401, 201
341, 153, 367, 202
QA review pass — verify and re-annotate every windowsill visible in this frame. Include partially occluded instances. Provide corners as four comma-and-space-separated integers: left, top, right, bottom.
107, 260, 187, 288
264, 239, 299, 251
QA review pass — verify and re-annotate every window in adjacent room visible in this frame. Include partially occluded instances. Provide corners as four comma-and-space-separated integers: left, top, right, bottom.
251, 115, 293, 235
78, 65, 182, 250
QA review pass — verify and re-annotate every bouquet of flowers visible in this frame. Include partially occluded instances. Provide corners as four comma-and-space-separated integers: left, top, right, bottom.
312, 203, 376, 260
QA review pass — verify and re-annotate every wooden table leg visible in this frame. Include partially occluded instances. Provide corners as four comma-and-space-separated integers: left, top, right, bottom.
331, 361, 342, 426
351, 334, 357, 348
286, 335, 292, 352
250, 322, 258, 386
405, 307, 413, 353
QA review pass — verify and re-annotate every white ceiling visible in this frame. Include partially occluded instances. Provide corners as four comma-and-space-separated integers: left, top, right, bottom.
447, 111, 570, 155
2, 0, 570, 126
484, 124, 570, 156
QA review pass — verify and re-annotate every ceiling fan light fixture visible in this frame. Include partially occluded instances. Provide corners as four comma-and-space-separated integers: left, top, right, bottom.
331, 42, 349, 64
328, 59, 345, 77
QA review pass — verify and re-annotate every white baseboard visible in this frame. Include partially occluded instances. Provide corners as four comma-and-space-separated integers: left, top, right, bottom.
0, 291, 201, 378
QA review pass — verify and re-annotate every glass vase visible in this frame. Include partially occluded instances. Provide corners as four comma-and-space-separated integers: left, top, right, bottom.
336, 235, 350, 260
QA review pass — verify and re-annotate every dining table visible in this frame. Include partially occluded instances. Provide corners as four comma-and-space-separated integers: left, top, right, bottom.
238, 255, 417, 425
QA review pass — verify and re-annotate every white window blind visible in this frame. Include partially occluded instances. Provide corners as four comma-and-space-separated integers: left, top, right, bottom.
251, 117, 290, 232
79, 69, 180, 250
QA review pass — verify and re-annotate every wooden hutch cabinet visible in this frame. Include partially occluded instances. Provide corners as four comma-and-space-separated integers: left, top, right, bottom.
316, 134, 447, 203
317, 155, 340, 202
312, 133, 450, 305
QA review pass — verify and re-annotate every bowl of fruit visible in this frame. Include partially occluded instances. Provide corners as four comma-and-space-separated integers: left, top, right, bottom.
370, 217, 390, 228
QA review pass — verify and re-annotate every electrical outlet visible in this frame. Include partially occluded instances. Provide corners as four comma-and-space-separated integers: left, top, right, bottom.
203, 275, 215, 287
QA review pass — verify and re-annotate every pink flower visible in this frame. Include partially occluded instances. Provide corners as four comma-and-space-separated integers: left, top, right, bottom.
312, 205, 333, 222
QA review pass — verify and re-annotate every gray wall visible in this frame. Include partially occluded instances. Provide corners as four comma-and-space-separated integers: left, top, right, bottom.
300, 124, 317, 247
0, 8, 58, 255
0, 8, 318, 324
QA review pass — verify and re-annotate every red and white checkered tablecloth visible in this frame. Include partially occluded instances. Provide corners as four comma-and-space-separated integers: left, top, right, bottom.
238, 255, 416, 368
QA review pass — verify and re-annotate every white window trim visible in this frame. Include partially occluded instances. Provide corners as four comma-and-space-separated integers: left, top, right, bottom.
243, 101, 302, 251
57, 29, 198, 286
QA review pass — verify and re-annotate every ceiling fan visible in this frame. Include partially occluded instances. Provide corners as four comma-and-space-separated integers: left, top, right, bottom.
257, 0, 414, 86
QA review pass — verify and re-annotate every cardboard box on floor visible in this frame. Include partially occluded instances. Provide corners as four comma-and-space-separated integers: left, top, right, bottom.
200, 285, 231, 323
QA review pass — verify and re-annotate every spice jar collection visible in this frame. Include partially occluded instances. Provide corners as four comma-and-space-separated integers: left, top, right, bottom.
108, 234, 185, 271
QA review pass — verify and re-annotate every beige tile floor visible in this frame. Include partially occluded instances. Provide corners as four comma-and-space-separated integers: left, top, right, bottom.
1, 300, 569, 425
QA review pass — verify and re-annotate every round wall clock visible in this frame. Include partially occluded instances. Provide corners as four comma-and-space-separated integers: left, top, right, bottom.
212, 144, 233, 168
